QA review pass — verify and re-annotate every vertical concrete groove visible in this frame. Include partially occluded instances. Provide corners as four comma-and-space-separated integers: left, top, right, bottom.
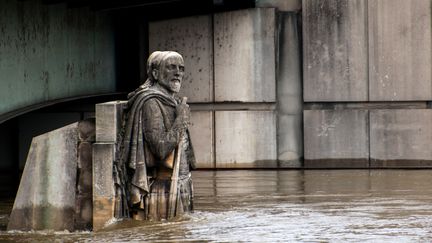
275, 11, 283, 167
366, 0, 370, 102
366, 0, 370, 168
211, 14, 216, 169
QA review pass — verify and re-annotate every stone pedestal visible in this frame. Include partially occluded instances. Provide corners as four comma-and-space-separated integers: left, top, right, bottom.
93, 101, 126, 231
8, 119, 95, 231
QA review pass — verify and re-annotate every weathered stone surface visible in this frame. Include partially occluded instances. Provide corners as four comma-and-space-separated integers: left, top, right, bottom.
78, 119, 95, 142
304, 110, 369, 168
368, 0, 432, 101
92, 142, 115, 231
95, 101, 127, 143
370, 109, 432, 167
75, 141, 93, 230
256, 0, 301, 11
8, 123, 79, 231
18, 112, 81, 170
277, 13, 302, 167
189, 111, 214, 168
303, 0, 368, 102
149, 15, 213, 102
214, 8, 276, 102
215, 111, 277, 168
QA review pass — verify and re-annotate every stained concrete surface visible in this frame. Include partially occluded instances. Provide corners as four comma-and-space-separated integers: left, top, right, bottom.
304, 110, 369, 168
370, 109, 432, 167
149, 15, 214, 103
8, 123, 79, 231
215, 111, 277, 168
368, 0, 432, 101
214, 8, 276, 102
303, 0, 368, 102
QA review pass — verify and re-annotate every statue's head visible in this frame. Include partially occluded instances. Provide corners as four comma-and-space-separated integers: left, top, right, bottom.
151, 51, 184, 94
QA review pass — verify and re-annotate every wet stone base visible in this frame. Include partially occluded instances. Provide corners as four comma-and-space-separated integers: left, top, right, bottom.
304, 159, 369, 169
93, 197, 115, 231
7, 206, 75, 231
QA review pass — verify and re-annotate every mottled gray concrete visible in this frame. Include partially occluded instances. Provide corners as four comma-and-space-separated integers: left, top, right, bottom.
95, 101, 127, 143
149, 15, 214, 103
370, 109, 432, 167
303, 0, 368, 102
214, 8, 276, 102
190, 111, 214, 168
8, 123, 79, 231
368, 0, 432, 101
93, 102, 125, 231
304, 110, 369, 168
215, 111, 277, 168
277, 12, 303, 167
92, 143, 115, 231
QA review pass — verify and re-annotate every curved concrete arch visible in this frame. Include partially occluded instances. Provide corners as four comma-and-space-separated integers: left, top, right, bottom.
0, 0, 116, 121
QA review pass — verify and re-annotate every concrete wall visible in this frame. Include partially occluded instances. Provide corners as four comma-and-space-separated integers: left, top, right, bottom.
149, 8, 292, 168
0, 0, 116, 117
368, 0, 432, 101
149, 15, 213, 103
303, 0, 432, 168
214, 8, 276, 102
303, 0, 368, 102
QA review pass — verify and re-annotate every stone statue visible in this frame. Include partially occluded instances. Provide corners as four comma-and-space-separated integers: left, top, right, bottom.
114, 51, 196, 221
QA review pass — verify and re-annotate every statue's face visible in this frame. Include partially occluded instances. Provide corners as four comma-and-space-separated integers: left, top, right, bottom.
157, 55, 185, 94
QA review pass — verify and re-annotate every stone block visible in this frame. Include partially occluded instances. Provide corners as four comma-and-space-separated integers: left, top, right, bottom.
92, 142, 115, 231
303, 0, 368, 102
8, 123, 79, 231
370, 109, 432, 167
368, 0, 432, 101
149, 15, 213, 102
304, 110, 369, 168
214, 8, 276, 102
95, 101, 127, 143
189, 111, 214, 168
256, 0, 301, 12
277, 13, 303, 167
215, 111, 277, 168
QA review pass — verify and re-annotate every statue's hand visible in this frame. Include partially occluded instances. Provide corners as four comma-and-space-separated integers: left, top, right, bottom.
176, 97, 190, 128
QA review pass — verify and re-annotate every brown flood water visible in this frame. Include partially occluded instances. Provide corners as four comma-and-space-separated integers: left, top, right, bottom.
1, 169, 432, 242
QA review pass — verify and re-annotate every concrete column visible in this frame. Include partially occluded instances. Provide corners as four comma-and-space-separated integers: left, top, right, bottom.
93, 101, 126, 231
277, 12, 303, 167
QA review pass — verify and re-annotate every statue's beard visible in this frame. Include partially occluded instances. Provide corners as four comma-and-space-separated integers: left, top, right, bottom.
170, 80, 181, 93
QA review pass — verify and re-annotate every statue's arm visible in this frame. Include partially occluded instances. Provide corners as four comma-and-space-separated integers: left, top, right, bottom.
142, 99, 185, 160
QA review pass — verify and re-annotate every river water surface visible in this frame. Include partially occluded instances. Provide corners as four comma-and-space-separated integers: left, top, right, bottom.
1, 170, 432, 242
